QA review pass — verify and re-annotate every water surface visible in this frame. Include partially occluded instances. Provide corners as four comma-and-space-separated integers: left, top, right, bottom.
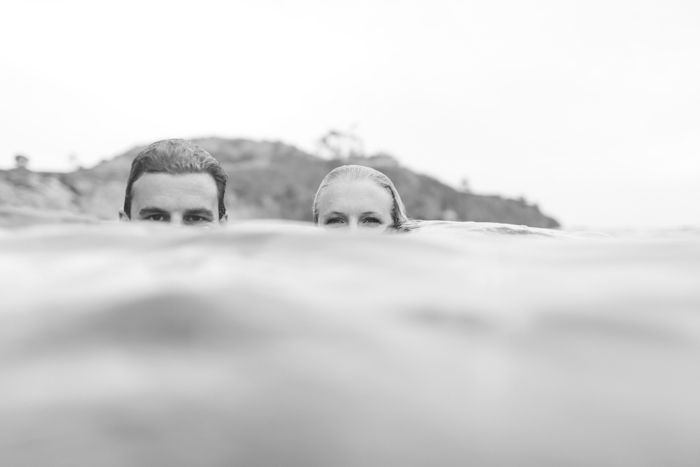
1, 220, 699, 466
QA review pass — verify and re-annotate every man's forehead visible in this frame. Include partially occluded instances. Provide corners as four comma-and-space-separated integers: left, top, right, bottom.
133, 172, 217, 192
131, 173, 218, 209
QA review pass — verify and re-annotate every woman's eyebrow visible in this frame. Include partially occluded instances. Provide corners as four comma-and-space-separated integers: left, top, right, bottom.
361, 211, 380, 216
325, 211, 347, 217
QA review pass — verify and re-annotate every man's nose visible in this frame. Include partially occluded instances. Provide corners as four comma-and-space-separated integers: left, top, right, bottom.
170, 213, 185, 227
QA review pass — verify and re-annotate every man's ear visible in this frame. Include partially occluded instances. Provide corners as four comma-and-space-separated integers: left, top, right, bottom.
119, 209, 130, 222
219, 213, 229, 226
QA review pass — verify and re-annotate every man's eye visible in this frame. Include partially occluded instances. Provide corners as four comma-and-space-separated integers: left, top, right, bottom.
146, 214, 166, 222
325, 218, 344, 225
185, 216, 208, 223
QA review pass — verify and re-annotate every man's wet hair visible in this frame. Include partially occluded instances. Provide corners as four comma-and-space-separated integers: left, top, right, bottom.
123, 139, 228, 219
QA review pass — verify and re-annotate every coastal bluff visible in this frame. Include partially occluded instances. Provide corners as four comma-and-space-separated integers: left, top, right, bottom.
0, 138, 559, 227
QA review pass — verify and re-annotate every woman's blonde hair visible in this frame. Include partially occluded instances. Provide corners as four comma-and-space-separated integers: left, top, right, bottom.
312, 165, 417, 231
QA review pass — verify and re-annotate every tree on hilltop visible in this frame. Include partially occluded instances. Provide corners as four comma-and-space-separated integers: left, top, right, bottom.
15, 155, 29, 170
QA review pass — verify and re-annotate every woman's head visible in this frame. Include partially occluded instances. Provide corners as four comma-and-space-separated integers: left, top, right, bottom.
313, 165, 410, 232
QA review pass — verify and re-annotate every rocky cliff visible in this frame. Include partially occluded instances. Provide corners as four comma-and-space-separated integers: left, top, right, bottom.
0, 137, 559, 228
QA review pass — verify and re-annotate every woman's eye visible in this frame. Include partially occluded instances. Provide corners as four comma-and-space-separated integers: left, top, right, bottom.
362, 217, 382, 225
325, 218, 344, 225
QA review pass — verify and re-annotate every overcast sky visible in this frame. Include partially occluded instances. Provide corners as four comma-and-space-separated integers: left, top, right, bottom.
1, 0, 698, 228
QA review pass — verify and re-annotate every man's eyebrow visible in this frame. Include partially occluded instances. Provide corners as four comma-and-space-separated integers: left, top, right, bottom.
183, 208, 215, 217
138, 207, 169, 215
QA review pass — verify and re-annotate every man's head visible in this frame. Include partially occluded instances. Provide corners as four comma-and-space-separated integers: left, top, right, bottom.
119, 139, 228, 227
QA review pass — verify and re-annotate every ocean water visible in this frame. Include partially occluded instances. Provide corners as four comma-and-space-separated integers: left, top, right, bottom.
1, 219, 699, 466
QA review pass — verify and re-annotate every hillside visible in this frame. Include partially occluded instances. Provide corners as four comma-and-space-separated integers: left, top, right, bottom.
0, 137, 559, 227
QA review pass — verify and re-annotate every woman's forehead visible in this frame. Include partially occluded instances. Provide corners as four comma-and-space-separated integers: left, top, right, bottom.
318, 180, 393, 213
